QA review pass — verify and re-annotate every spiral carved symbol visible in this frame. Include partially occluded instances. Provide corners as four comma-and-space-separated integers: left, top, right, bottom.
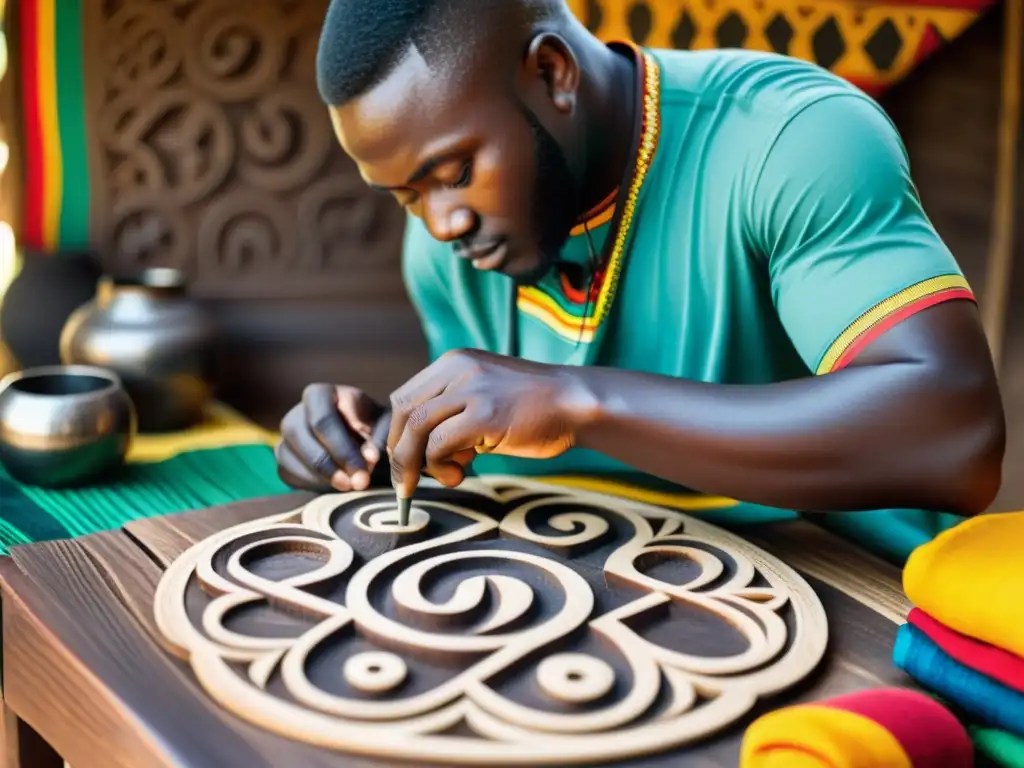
104, 3, 184, 95
94, 0, 404, 289
181, 0, 286, 103
154, 477, 828, 764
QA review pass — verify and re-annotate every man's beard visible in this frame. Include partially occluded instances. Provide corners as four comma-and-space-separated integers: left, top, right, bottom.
513, 105, 582, 286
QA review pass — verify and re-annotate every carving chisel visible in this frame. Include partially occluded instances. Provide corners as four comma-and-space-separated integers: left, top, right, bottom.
397, 494, 413, 528
368, 408, 414, 526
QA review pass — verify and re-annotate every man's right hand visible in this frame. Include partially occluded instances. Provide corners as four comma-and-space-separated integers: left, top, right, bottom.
275, 383, 390, 492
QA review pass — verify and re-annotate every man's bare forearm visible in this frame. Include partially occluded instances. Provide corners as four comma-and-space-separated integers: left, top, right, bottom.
563, 305, 1004, 515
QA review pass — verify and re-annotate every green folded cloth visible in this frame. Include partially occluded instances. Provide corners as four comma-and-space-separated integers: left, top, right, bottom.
0, 445, 290, 554
972, 726, 1024, 768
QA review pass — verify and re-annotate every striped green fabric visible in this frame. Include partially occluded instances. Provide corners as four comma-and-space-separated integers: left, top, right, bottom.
54, 0, 91, 248
0, 445, 291, 554
971, 726, 1024, 768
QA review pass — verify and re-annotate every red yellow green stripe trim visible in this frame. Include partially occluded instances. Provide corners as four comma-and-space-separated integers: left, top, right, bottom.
816, 274, 975, 374
36, 0, 60, 248
592, 49, 661, 328
517, 46, 661, 342
569, 188, 618, 237
39, 0, 61, 247
18, 0, 91, 252
519, 287, 599, 342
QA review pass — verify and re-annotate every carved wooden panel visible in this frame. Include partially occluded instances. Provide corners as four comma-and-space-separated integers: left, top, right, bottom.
83, 0, 405, 300
154, 477, 827, 765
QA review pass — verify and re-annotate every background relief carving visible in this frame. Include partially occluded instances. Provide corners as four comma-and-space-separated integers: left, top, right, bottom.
88, 0, 405, 299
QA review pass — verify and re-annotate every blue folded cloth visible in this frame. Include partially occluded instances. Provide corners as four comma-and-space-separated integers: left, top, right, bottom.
894, 622, 1024, 737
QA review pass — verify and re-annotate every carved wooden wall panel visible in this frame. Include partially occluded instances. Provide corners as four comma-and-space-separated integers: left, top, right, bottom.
83, 0, 405, 300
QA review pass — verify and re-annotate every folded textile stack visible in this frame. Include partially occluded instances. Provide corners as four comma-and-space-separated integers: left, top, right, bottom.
740, 688, 973, 767
897, 512, 1024, 767
971, 726, 1024, 768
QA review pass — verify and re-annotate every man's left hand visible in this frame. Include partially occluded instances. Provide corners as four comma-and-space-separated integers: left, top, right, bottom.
386, 349, 586, 496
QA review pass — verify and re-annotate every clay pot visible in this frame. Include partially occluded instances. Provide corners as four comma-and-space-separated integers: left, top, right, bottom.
60, 267, 217, 432
0, 249, 103, 369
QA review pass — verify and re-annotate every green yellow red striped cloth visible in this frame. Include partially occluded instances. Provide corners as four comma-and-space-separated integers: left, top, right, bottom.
0, 403, 289, 555
0, 445, 291, 554
17, 0, 90, 251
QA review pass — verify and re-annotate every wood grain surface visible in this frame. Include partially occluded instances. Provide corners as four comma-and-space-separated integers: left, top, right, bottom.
0, 487, 918, 768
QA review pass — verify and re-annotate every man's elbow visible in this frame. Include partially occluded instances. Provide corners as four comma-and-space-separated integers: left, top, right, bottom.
942, 405, 1006, 516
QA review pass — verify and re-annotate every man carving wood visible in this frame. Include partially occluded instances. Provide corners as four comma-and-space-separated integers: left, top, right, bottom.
276, 0, 1006, 561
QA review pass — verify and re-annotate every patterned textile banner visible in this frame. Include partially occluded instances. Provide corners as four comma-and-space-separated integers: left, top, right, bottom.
17, 0, 90, 252
567, 0, 999, 96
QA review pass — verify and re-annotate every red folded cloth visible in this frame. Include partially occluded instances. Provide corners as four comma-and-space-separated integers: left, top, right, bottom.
741, 687, 973, 767
908, 608, 1024, 694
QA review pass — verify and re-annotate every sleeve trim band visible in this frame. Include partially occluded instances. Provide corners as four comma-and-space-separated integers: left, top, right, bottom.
816, 274, 976, 374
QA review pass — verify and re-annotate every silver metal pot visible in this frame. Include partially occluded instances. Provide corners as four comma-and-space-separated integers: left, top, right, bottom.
60, 268, 217, 432
0, 365, 135, 487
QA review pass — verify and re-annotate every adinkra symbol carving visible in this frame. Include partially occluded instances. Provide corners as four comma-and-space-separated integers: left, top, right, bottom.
154, 477, 828, 765
96, 0, 403, 293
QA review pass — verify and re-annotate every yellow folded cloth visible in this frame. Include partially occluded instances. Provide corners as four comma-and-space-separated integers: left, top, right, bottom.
740, 688, 972, 768
903, 511, 1024, 658
740, 703, 911, 768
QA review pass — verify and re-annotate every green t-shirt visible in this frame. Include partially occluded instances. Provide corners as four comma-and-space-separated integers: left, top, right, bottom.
401, 45, 975, 563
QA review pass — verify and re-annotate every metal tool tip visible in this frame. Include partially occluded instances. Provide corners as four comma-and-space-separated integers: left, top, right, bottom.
397, 495, 412, 527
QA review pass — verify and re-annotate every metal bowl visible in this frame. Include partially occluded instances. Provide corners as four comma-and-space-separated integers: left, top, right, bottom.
0, 365, 136, 487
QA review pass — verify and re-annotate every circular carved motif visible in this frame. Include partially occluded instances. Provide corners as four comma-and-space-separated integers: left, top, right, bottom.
154, 477, 828, 764
296, 175, 389, 268
109, 197, 190, 270
101, 88, 234, 206
344, 651, 408, 694
237, 83, 334, 193
105, 3, 184, 95
181, 0, 286, 103
538, 653, 616, 704
352, 501, 431, 535
196, 189, 298, 272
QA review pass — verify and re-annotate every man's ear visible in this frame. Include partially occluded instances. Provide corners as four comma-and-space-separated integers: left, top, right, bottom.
522, 33, 579, 113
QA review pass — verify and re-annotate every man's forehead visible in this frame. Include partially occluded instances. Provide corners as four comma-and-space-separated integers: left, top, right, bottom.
330, 44, 469, 165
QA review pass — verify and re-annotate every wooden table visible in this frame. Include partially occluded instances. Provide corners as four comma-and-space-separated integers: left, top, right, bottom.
0, 491, 916, 768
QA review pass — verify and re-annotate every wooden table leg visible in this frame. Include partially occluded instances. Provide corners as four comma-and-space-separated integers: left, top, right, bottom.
2, 704, 61, 768
0, 565, 62, 768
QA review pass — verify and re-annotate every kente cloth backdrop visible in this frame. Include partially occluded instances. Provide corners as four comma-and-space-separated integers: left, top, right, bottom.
14, 0, 999, 252
567, 0, 999, 95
